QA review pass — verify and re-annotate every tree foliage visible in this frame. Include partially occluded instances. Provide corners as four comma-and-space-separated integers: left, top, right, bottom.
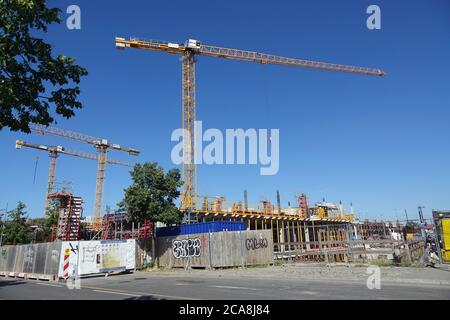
119, 162, 183, 225
2, 201, 33, 245
27, 200, 59, 241
42, 199, 58, 238
0, 0, 88, 133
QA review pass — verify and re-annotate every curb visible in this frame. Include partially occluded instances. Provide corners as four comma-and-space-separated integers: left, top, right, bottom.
0, 271, 57, 282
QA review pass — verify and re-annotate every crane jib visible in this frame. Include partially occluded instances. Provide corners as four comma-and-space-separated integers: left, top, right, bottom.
199, 45, 384, 76
115, 35, 385, 210
116, 37, 385, 76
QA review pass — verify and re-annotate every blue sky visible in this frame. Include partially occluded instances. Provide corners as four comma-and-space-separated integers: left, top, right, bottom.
1, 0, 449, 221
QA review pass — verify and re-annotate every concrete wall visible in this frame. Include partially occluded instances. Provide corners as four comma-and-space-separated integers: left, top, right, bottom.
155, 230, 273, 269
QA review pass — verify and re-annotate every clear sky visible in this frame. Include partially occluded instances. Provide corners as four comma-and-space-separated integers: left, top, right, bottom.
1, 0, 449, 221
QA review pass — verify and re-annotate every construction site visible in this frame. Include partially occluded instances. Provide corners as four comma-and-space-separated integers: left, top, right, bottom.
1, 1, 450, 303
1, 35, 447, 267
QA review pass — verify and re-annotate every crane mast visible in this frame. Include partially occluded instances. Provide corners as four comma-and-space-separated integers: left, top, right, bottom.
181, 51, 197, 210
47, 150, 58, 208
29, 124, 140, 218
94, 145, 107, 220
15, 140, 132, 215
115, 36, 385, 212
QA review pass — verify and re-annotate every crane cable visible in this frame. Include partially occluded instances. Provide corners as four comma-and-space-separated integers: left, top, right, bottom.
33, 154, 39, 184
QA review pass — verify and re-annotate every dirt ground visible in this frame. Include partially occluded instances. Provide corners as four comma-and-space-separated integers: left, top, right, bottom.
145, 263, 450, 287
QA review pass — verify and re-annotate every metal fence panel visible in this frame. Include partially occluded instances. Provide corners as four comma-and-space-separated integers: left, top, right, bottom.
44, 242, 62, 275
0, 242, 62, 277
13, 245, 24, 273
0, 247, 8, 271
23, 244, 36, 273
33, 243, 48, 274
5, 246, 16, 272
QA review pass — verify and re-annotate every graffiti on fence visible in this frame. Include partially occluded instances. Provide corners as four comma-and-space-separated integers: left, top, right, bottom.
246, 238, 268, 250
24, 246, 35, 265
172, 238, 201, 258
51, 249, 60, 263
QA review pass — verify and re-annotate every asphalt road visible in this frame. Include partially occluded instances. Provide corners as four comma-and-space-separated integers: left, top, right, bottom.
1, 270, 449, 300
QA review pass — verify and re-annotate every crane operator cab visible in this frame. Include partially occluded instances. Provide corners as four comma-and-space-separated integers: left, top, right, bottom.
185, 39, 201, 51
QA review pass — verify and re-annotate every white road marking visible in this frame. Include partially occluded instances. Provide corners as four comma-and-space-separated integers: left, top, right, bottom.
212, 285, 260, 291
298, 291, 318, 295
93, 289, 140, 297
35, 283, 63, 288
82, 285, 198, 300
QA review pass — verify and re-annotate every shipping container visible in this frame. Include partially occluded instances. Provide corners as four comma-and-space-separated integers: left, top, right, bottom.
156, 221, 246, 237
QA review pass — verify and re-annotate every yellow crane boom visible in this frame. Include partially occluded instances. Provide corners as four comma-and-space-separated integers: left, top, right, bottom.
115, 36, 385, 212
29, 124, 140, 218
115, 37, 385, 76
15, 140, 132, 214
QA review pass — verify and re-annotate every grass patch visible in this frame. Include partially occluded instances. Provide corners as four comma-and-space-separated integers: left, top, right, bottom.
245, 263, 271, 269
368, 258, 394, 267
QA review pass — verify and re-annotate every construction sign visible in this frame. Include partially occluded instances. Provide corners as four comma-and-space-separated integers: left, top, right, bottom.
58, 239, 135, 278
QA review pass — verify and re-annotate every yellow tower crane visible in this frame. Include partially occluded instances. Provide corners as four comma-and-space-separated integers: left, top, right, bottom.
15, 140, 132, 214
29, 125, 140, 218
115, 36, 385, 212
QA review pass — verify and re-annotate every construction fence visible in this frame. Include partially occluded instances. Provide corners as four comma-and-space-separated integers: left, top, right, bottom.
58, 240, 135, 278
0, 242, 62, 280
0, 239, 136, 280
155, 230, 273, 269
274, 239, 425, 264
0, 230, 274, 277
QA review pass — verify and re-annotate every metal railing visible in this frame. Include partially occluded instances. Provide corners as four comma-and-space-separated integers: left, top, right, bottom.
273, 239, 425, 265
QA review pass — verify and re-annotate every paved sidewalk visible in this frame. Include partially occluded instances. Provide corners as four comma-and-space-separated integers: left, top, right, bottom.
140, 264, 450, 287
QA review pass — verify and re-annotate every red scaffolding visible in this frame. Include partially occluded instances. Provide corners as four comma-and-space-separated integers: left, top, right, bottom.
98, 212, 152, 240
48, 193, 82, 241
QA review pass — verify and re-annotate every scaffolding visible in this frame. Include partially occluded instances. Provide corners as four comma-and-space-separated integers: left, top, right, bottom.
48, 193, 82, 241
87, 212, 153, 240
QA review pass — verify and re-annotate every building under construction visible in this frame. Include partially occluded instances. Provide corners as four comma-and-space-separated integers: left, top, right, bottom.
85, 212, 153, 240
48, 193, 83, 241
80, 188, 404, 246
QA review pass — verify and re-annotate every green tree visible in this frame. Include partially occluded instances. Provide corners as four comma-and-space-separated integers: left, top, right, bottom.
3, 201, 33, 244
119, 162, 182, 226
38, 199, 58, 239
28, 199, 59, 240
0, 0, 88, 133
